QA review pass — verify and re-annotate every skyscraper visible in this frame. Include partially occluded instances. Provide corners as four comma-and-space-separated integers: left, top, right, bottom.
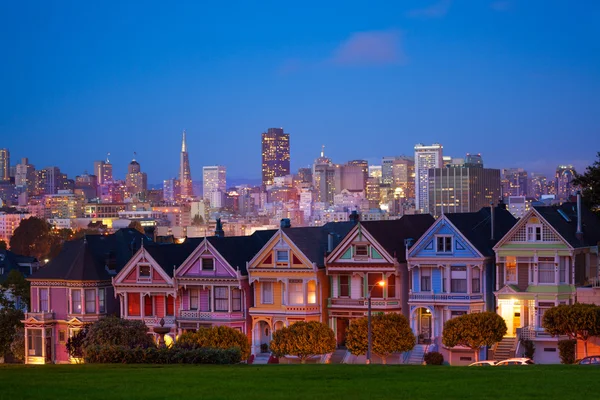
0, 149, 10, 182
261, 127, 290, 187
203, 165, 226, 208
414, 143, 443, 214
501, 168, 528, 198
94, 155, 113, 185
179, 130, 193, 200
126, 154, 148, 198
15, 157, 35, 194
555, 165, 576, 200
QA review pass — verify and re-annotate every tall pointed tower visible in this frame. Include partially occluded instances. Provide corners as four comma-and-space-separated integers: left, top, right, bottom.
179, 130, 193, 200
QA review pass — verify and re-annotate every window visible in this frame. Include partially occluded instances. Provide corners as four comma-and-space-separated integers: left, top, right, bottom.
128, 293, 141, 316
27, 329, 42, 356
232, 288, 242, 311
261, 282, 273, 304
368, 273, 384, 298
421, 268, 431, 292
202, 258, 214, 271
58, 330, 66, 344
559, 259, 566, 283
166, 296, 174, 316
538, 259, 555, 284
538, 302, 554, 327
527, 225, 542, 242
190, 289, 199, 310
98, 288, 106, 313
451, 311, 467, 318
288, 280, 304, 305
144, 295, 153, 316
506, 256, 517, 283
451, 266, 467, 293
307, 281, 316, 304
85, 289, 96, 314
214, 287, 228, 312
388, 275, 396, 298
39, 288, 49, 312
139, 265, 151, 280
339, 275, 350, 297
472, 269, 481, 293
354, 245, 368, 257
71, 289, 82, 314
436, 236, 452, 253
276, 250, 289, 262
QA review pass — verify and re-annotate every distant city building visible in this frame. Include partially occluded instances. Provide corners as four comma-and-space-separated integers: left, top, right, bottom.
392, 157, 415, 199
464, 153, 483, 167
163, 178, 177, 203
368, 165, 382, 183
125, 155, 148, 198
0, 211, 31, 244
507, 195, 531, 219
35, 167, 63, 196
296, 167, 312, 184
74, 172, 98, 200
179, 130, 194, 200
414, 143, 443, 214
203, 166, 227, 206
347, 160, 369, 187
427, 164, 501, 217
261, 127, 290, 187
381, 157, 396, 185
0, 149, 10, 182
528, 173, 548, 199
313, 148, 336, 205
94, 156, 113, 186
43, 190, 85, 219
501, 168, 528, 198
15, 158, 35, 194
365, 177, 380, 209
555, 165, 576, 200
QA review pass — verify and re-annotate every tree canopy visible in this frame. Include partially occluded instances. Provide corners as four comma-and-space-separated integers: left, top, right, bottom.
442, 312, 507, 361
1, 269, 30, 310
269, 321, 336, 363
346, 313, 415, 364
192, 214, 204, 226
128, 220, 145, 235
9, 217, 53, 260
0, 240, 7, 250
542, 303, 600, 358
573, 152, 600, 215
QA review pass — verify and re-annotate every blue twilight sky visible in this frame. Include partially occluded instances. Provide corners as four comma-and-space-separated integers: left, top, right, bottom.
1, 0, 599, 184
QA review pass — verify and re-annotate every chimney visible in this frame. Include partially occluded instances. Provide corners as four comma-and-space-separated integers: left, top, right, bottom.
349, 210, 360, 224
215, 218, 225, 238
327, 233, 334, 253
490, 202, 495, 241
280, 218, 291, 229
576, 191, 583, 241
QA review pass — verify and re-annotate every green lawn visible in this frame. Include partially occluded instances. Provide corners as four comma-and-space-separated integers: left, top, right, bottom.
1, 364, 599, 400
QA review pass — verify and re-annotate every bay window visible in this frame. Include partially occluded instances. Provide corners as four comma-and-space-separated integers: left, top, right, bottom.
98, 288, 106, 313
307, 281, 317, 304
128, 293, 141, 316
71, 289, 82, 314
388, 275, 396, 298
538, 259, 555, 284
451, 266, 467, 293
506, 256, 517, 283
261, 282, 273, 304
27, 329, 42, 356
214, 287, 228, 312
144, 295, 153, 316
339, 275, 350, 297
190, 289, 199, 310
288, 280, 304, 305
166, 296, 174, 316
39, 288, 49, 312
85, 289, 96, 314
232, 288, 242, 311
472, 268, 481, 293
367, 273, 384, 298
421, 268, 431, 292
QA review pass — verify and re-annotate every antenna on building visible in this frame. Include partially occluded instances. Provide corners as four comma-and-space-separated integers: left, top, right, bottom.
106, 152, 111, 163
133, 151, 137, 161
321, 145, 325, 158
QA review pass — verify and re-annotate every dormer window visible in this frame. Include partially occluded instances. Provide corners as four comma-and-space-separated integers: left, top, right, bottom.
354, 245, 368, 258
138, 265, 151, 281
276, 250, 289, 263
527, 225, 542, 242
436, 236, 452, 253
202, 258, 214, 271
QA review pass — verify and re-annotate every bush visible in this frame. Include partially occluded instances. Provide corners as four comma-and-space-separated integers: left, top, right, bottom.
175, 326, 250, 360
84, 316, 155, 349
558, 339, 577, 364
423, 351, 444, 365
84, 345, 242, 364
260, 343, 269, 353
269, 321, 336, 363
520, 339, 535, 359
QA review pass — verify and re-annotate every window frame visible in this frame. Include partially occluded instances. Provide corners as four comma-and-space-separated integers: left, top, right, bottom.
190, 289, 199, 310
71, 289, 82, 314
98, 288, 106, 313
436, 235, 453, 253
526, 224, 542, 242
354, 244, 369, 258
231, 288, 242, 311
138, 264, 151, 281
450, 266, 467, 293
84, 288, 96, 314
288, 279, 304, 305
420, 268, 431, 292
276, 250, 289, 263
538, 260, 555, 284
201, 258, 214, 271
339, 275, 350, 297
261, 282, 274, 304
39, 288, 49, 312
214, 286, 229, 312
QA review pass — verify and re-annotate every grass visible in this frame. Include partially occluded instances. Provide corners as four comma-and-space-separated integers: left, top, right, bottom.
1, 364, 599, 400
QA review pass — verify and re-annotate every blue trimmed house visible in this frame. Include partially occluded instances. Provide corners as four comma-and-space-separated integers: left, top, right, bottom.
406, 205, 516, 365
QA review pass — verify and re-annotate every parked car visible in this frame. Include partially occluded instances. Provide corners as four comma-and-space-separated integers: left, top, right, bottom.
496, 358, 534, 366
577, 356, 600, 365
469, 361, 497, 366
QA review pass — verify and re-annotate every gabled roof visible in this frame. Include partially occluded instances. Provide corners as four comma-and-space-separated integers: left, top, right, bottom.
143, 238, 204, 276
445, 206, 517, 257
30, 229, 151, 281
282, 222, 355, 267
533, 202, 600, 248
206, 230, 277, 274
0, 249, 38, 280
360, 214, 435, 262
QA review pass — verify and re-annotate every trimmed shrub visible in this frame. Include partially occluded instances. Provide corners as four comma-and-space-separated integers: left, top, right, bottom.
423, 351, 444, 365
520, 339, 535, 359
175, 326, 250, 360
269, 321, 336, 363
84, 345, 242, 364
557, 339, 576, 364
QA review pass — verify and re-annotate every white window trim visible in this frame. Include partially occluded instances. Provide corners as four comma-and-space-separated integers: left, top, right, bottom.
435, 235, 453, 253
201, 258, 215, 271
276, 250, 289, 263
526, 224, 543, 242
137, 263, 152, 282
505, 258, 518, 284
261, 282, 274, 304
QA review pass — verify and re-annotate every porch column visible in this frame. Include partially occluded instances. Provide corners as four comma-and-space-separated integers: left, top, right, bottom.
41, 327, 46, 361
228, 286, 232, 313
532, 261, 538, 285
571, 256, 576, 285
303, 279, 307, 306
124, 293, 128, 317
496, 262, 501, 291
210, 286, 214, 312
445, 265, 450, 293
467, 266, 472, 295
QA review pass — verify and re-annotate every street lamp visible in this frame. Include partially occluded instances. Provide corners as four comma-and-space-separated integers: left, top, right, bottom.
367, 279, 385, 365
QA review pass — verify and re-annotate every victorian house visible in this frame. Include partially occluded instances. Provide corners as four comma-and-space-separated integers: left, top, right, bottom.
246, 220, 353, 355
407, 206, 516, 364
325, 214, 435, 346
493, 196, 600, 363
23, 229, 148, 364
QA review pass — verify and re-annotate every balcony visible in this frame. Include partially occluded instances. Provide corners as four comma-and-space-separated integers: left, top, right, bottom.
25, 312, 55, 321
328, 298, 401, 309
408, 293, 484, 302
178, 311, 244, 321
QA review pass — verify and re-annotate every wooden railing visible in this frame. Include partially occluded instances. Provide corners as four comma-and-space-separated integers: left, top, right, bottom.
178, 311, 244, 321
143, 316, 176, 326
408, 293, 484, 302
328, 298, 401, 308
25, 312, 55, 321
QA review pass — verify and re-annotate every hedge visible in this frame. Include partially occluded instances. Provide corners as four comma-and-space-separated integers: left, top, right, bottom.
423, 351, 444, 365
557, 339, 576, 365
84, 345, 242, 364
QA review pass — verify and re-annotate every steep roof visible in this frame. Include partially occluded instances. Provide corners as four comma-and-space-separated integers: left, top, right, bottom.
361, 214, 436, 262
0, 249, 38, 280
207, 230, 277, 274
143, 238, 204, 276
445, 206, 517, 257
534, 202, 600, 248
30, 229, 151, 281
283, 222, 355, 267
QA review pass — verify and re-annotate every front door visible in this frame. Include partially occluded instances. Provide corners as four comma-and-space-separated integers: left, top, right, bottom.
45, 328, 53, 363
336, 318, 349, 347
513, 311, 521, 336
420, 314, 432, 343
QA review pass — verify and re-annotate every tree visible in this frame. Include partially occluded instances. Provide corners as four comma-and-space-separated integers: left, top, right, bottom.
176, 325, 251, 360
269, 321, 336, 363
192, 214, 204, 226
442, 312, 507, 362
542, 303, 600, 358
128, 220, 145, 235
0, 306, 24, 359
9, 217, 53, 260
1, 269, 30, 310
573, 152, 600, 215
346, 313, 415, 364
0, 240, 7, 250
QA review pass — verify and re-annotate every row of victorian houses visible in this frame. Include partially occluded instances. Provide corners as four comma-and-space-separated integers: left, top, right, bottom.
22, 198, 600, 365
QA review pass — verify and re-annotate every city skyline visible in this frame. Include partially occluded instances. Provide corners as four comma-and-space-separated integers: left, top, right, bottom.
2, 1, 599, 181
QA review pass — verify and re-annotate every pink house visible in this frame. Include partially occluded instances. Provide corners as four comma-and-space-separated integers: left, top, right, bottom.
23, 229, 148, 364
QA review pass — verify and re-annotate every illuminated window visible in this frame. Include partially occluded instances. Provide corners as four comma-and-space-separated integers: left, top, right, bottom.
288, 280, 304, 305
506, 257, 517, 283
27, 329, 42, 356
307, 281, 317, 304
144, 295, 153, 316
128, 293, 141, 316
71, 289, 82, 314
368, 273, 384, 298
166, 296, 174, 316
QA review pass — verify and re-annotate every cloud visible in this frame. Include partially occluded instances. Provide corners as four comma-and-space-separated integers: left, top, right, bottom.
329, 30, 405, 66
490, 1, 511, 11
406, 0, 452, 19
